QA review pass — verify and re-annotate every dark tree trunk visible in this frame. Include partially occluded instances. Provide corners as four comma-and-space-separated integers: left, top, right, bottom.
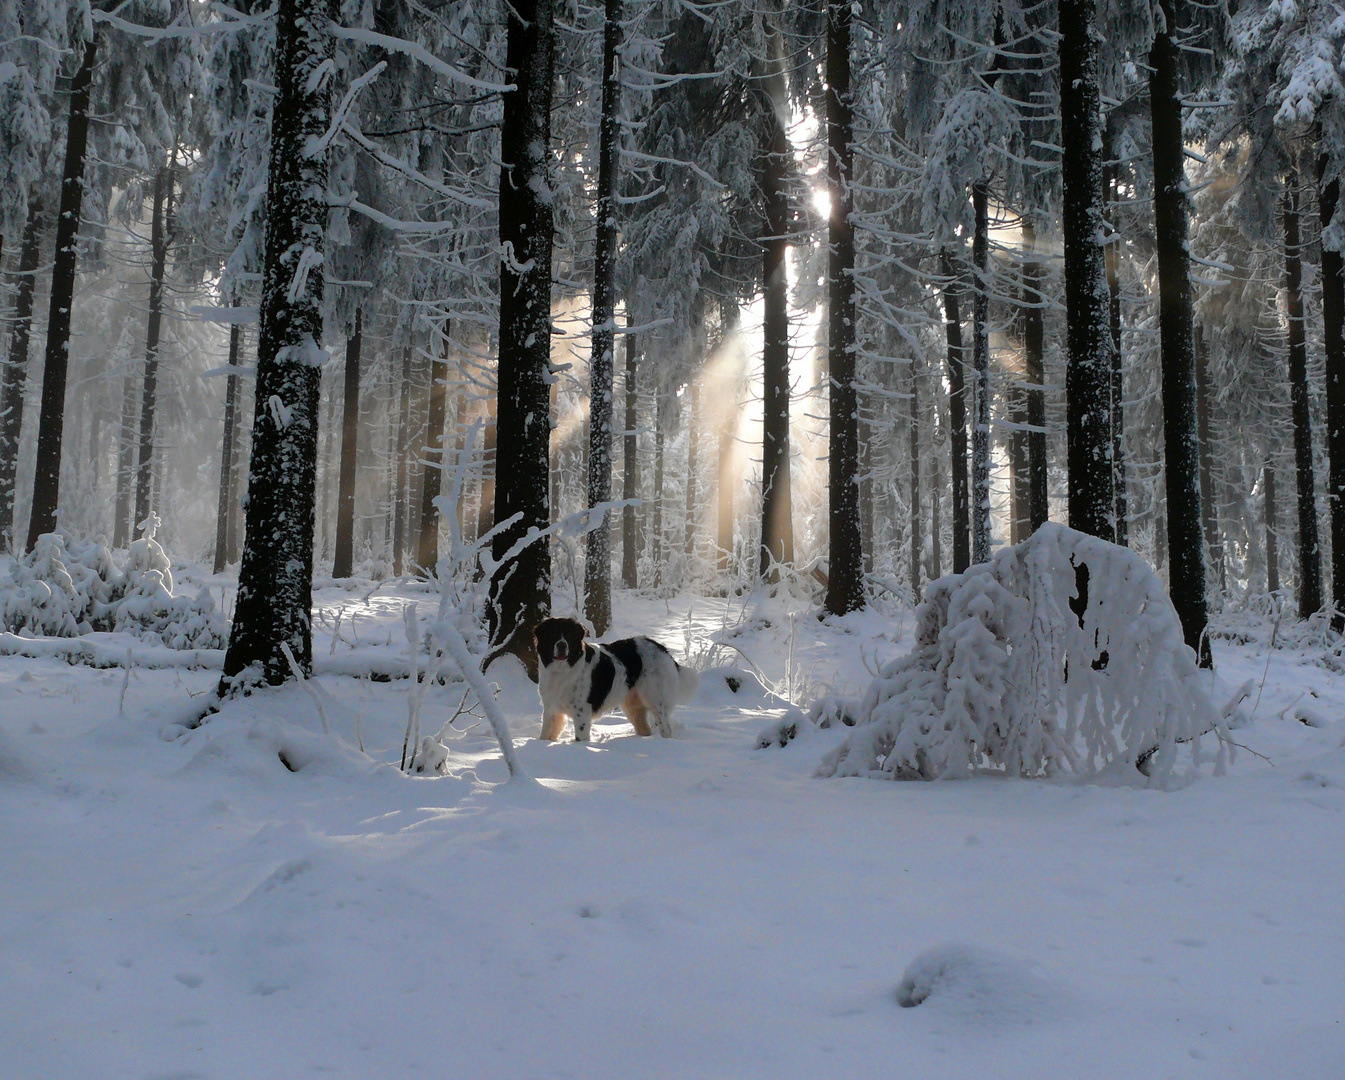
859, 403, 873, 575
716, 298, 739, 574
1059, 0, 1114, 544
133, 160, 176, 537
487, 0, 556, 677
930, 451, 942, 581
1194, 325, 1224, 605
758, 22, 793, 577
332, 310, 362, 578
213, 317, 243, 574
1106, 163, 1128, 546
1007, 377, 1028, 545
971, 184, 992, 563
1149, 0, 1211, 664
824, 0, 863, 612
1265, 462, 1280, 595
0, 193, 42, 551
1284, 173, 1322, 617
417, 330, 449, 575
940, 250, 970, 573
653, 387, 665, 585
222, 0, 336, 685
584, 0, 622, 635
113, 373, 136, 548
1317, 152, 1345, 631
26, 33, 97, 550
392, 344, 412, 576
622, 327, 639, 588
1022, 225, 1048, 534
909, 355, 922, 594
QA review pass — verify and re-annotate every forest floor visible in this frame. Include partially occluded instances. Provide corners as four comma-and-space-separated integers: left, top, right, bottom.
1, 578, 1343, 1078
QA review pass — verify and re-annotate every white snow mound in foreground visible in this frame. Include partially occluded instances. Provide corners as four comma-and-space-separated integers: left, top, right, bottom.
896, 942, 1068, 1027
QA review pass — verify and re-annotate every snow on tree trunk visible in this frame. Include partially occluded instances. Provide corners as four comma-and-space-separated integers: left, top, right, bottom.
824, 0, 864, 614
941, 250, 970, 573
487, 0, 555, 679
1283, 172, 1321, 617
26, 32, 97, 552
1149, 0, 1211, 664
816, 523, 1232, 782
332, 310, 362, 579
221, 0, 335, 686
1317, 154, 1345, 632
213, 317, 244, 574
133, 159, 176, 538
418, 331, 448, 576
0, 190, 41, 553
584, 0, 622, 636
1058, 0, 1114, 545
971, 183, 992, 565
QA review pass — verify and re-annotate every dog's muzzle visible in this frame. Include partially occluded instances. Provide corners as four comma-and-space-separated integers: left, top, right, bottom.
553, 642, 567, 661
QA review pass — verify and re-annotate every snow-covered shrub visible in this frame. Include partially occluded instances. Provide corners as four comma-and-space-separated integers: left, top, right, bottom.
0, 522, 227, 649
817, 524, 1232, 781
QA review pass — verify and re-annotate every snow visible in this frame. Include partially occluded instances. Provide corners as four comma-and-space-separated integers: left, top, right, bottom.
1, 581, 1344, 1078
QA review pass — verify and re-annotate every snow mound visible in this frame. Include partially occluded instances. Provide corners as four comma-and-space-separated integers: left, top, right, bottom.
0, 524, 227, 649
896, 943, 1066, 1027
819, 524, 1232, 781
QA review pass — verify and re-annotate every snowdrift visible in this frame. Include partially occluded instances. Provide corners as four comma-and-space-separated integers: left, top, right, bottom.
817, 523, 1232, 781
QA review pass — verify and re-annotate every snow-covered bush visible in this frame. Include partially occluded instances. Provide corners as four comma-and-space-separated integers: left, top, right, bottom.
0, 521, 227, 649
817, 524, 1232, 782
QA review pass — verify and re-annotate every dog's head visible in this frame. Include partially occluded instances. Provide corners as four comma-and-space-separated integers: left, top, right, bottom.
534, 617, 585, 667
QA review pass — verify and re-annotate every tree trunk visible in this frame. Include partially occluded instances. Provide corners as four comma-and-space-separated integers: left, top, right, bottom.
908, 355, 922, 595
1059, 0, 1114, 544
393, 344, 412, 575
1265, 461, 1280, 595
213, 317, 243, 574
758, 18, 793, 578
970, 183, 993, 563
133, 159, 176, 537
1007, 376, 1027, 545
1149, 0, 1211, 663
0, 192, 42, 552
26, 32, 98, 550
1194, 324, 1224, 605
584, 0, 622, 635
824, 0, 863, 611
622, 326, 639, 588
685, 381, 699, 559
487, 0, 556, 678
222, 0, 336, 685
475, 397, 496, 569
940, 249, 970, 573
113, 373, 136, 548
417, 329, 449, 575
1106, 163, 1128, 546
1022, 225, 1048, 534
653, 387, 665, 585
1317, 150, 1345, 631
332, 310, 362, 578
930, 450, 943, 581
1284, 173, 1322, 617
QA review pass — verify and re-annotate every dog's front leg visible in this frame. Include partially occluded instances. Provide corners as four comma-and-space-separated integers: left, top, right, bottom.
540, 713, 566, 741
572, 707, 594, 743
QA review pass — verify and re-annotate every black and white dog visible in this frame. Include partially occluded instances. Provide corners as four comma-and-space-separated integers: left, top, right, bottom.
533, 617, 699, 741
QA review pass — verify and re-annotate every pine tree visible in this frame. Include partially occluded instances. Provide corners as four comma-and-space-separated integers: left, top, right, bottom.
0, 193, 42, 551
332, 310, 362, 579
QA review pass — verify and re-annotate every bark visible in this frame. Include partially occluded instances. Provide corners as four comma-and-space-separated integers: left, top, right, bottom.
1149, 0, 1211, 664
622, 326, 639, 588
908, 356, 922, 595
417, 331, 449, 575
1265, 462, 1280, 595
1022, 225, 1048, 534
1059, 0, 1114, 544
113, 373, 136, 548
487, 0, 556, 678
222, 0, 336, 685
332, 309, 362, 579
0, 192, 42, 551
213, 317, 243, 574
26, 32, 98, 550
1194, 325, 1224, 604
758, 17, 793, 577
1007, 375, 1028, 545
653, 386, 665, 585
1284, 173, 1322, 617
133, 159, 176, 536
584, 0, 622, 635
1106, 162, 1129, 546
1317, 151, 1345, 631
940, 249, 970, 573
971, 184, 992, 563
685, 381, 699, 558
824, 0, 863, 612
392, 344, 412, 576
930, 451, 943, 581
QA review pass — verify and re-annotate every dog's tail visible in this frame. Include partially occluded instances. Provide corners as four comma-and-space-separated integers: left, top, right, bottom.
675, 660, 700, 703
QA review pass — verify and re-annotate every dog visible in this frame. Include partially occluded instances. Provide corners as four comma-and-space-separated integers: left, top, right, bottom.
533, 616, 699, 742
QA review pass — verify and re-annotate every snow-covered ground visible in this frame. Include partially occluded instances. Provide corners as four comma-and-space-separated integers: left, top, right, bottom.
2, 582, 1343, 1079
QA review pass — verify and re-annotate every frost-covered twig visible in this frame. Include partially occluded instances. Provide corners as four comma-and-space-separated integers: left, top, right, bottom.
435, 619, 532, 785
279, 641, 331, 735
